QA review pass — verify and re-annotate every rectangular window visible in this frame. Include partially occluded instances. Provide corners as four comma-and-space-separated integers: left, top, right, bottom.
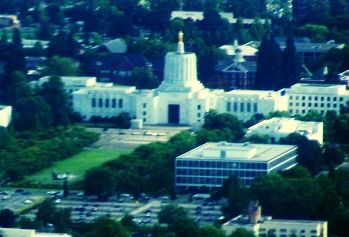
296, 96, 299, 100
92, 98, 96, 108
309, 96, 312, 100
247, 103, 251, 112
105, 98, 109, 108
98, 98, 103, 108
340, 97, 344, 102
118, 99, 123, 108
314, 96, 318, 101
197, 104, 201, 110
314, 103, 318, 107
333, 97, 337, 101
226, 102, 231, 112
290, 96, 293, 100
302, 103, 305, 106
321, 97, 324, 101
234, 102, 238, 112
253, 103, 258, 112
240, 103, 244, 112
327, 97, 331, 101
321, 103, 324, 107
308, 103, 312, 107
143, 103, 147, 108
197, 113, 201, 117
289, 102, 293, 106
302, 96, 305, 100
112, 99, 116, 108
143, 111, 146, 115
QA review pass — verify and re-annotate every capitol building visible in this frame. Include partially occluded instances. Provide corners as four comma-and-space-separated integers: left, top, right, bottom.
71, 32, 287, 126
30, 32, 349, 126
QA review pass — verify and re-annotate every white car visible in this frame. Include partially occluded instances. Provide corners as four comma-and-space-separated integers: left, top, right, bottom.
24, 199, 33, 204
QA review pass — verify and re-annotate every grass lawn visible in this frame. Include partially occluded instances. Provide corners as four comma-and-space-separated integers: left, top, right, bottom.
25, 149, 129, 186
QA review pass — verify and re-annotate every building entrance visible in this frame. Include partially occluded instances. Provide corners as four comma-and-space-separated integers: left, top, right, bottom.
168, 104, 180, 124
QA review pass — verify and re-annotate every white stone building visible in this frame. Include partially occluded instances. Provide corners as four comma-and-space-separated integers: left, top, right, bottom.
223, 202, 327, 237
286, 83, 349, 116
0, 105, 12, 127
0, 228, 71, 237
71, 33, 287, 125
246, 117, 323, 144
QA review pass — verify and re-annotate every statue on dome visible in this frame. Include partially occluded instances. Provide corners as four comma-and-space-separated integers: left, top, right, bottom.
178, 31, 183, 42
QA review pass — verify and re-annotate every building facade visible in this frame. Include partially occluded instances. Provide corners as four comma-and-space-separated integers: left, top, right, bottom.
175, 142, 297, 189
246, 117, 323, 144
286, 83, 349, 116
0, 105, 12, 127
223, 201, 328, 237
0, 228, 71, 237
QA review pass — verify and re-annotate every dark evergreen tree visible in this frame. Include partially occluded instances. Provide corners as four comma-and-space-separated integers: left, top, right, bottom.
40, 76, 71, 126
254, 34, 282, 90
281, 35, 301, 88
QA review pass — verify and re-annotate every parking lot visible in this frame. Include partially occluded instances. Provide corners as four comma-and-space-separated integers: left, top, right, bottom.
88, 126, 191, 150
20, 191, 223, 226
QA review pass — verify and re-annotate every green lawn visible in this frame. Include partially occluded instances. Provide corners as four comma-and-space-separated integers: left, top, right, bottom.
25, 149, 129, 186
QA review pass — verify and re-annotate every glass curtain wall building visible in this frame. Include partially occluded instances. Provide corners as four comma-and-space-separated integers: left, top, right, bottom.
175, 142, 297, 190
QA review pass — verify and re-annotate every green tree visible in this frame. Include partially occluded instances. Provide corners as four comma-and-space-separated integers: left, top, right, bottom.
255, 34, 282, 90
36, 199, 57, 225
200, 226, 226, 237
130, 67, 159, 89
203, 110, 244, 140
281, 35, 301, 88
230, 228, 255, 237
0, 209, 16, 227
84, 167, 115, 200
86, 217, 130, 237
158, 204, 187, 224
46, 56, 78, 76
40, 76, 71, 126
168, 217, 199, 237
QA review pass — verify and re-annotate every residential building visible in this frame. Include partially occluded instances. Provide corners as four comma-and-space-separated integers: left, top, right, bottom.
175, 142, 297, 189
0, 105, 12, 127
87, 53, 152, 83
246, 117, 323, 144
0, 15, 19, 28
286, 83, 349, 116
0, 228, 71, 237
92, 38, 127, 53
215, 48, 257, 89
223, 201, 327, 237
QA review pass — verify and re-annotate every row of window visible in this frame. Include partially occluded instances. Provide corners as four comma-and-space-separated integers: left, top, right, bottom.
91, 98, 123, 109
289, 95, 344, 102
226, 102, 258, 113
289, 102, 341, 108
176, 176, 253, 186
290, 109, 336, 115
176, 169, 267, 177
176, 160, 268, 170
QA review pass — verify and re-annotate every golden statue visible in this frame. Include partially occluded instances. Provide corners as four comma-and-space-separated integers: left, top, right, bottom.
178, 31, 183, 42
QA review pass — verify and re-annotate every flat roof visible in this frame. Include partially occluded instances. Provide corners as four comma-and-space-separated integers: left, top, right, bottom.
177, 142, 297, 162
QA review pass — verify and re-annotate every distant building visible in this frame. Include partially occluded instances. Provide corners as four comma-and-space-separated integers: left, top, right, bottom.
22, 39, 50, 50
87, 53, 152, 83
92, 38, 127, 54
246, 117, 323, 144
286, 83, 349, 116
219, 42, 258, 61
215, 48, 257, 89
222, 201, 328, 237
245, 40, 345, 65
338, 69, 349, 87
175, 142, 297, 189
171, 11, 268, 25
0, 228, 71, 237
0, 15, 19, 28
0, 105, 12, 127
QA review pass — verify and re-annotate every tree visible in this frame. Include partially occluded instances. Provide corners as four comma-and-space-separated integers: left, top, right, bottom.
46, 56, 78, 76
130, 67, 159, 89
158, 204, 187, 224
199, 226, 226, 237
86, 217, 130, 237
114, 112, 131, 129
84, 167, 115, 200
281, 35, 301, 88
40, 76, 71, 126
13, 96, 53, 131
168, 216, 199, 237
0, 209, 16, 227
254, 34, 282, 90
329, 0, 348, 16
4, 28, 26, 75
36, 199, 57, 225
203, 110, 244, 140
3, 71, 31, 105
230, 228, 255, 237
63, 179, 69, 198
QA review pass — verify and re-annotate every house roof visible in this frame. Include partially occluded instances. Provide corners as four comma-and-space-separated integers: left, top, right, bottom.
93, 38, 127, 53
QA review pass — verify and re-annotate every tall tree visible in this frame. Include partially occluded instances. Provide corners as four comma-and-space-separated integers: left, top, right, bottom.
40, 76, 71, 126
84, 167, 115, 200
254, 34, 282, 90
0, 209, 16, 227
281, 35, 301, 88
